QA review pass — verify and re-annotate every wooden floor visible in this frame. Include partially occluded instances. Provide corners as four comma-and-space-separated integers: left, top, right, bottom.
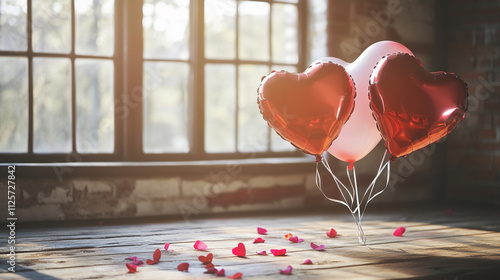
2, 203, 500, 280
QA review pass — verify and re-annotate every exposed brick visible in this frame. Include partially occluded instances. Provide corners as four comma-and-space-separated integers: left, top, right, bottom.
38, 186, 73, 204
249, 185, 305, 204
73, 180, 114, 201
133, 178, 180, 199
248, 174, 304, 189
207, 189, 249, 208
18, 204, 65, 221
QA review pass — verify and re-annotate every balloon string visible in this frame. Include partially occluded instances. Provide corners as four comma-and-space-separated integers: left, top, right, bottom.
315, 161, 352, 210
321, 156, 355, 207
360, 150, 391, 221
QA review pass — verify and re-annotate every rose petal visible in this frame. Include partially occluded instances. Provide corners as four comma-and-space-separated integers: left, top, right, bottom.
284, 233, 293, 240
215, 268, 226, 276
310, 242, 325, 251
279, 265, 293, 275
393, 226, 406, 237
177, 262, 189, 272
152, 248, 161, 262
126, 263, 137, 273
130, 259, 144, 266
270, 249, 287, 256
194, 240, 208, 251
198, 253, 213, 264
232, 242, 246, 257
288, 236, 303, 243
205, 262, 215, 269
256, 250, 267, 255
205, 267, 218, 274
257, 227, 267, 235
253, 237, 265, 243
326, 228, 337, 238
302, 259, 313, 265
164, 242, 170, 250
228, 272, 243, 279
125, 256, 138, 261
146, 259, 158, 265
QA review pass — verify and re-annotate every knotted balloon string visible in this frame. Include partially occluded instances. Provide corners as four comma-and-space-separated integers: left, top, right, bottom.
315, 150, 391, 245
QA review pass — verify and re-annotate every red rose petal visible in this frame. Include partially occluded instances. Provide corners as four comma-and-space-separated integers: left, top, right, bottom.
153, 248, 161, 261
284, 233, 293, 240
228, 272, 243, 279
279, 265, 293, 275
393, 226, 406, 237
253, 237, 265, 243
232, 242, 246, 257
198, 253, 213, 264
302, 259, 313, 265
205, 267, 218, 274
177, 262, 189, 272
270, 248, 287, 256
164, 242, 170, 250
194, 240, 208, 251
326, 228, 337, 238
288, 236, 303, 243
205, 262, 215, 269
146, 259, 158, 265
215, 268, 226, 276
256, 250, 267, 255
257, 227, 267, 235
126, 263, 137, 273
310, 242, 325, 251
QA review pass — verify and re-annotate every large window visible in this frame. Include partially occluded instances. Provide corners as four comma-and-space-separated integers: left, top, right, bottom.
0, 0, 305, 163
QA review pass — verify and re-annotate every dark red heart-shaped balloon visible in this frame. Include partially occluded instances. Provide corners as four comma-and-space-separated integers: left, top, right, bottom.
368, 53, 468, 158
257, 62, 356, 160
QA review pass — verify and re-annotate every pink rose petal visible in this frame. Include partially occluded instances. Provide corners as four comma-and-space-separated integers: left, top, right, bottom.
215, 268, 226, 276
232, 242, 246, 257
270, 248, 287, 256
126, 263, 137, 273
302, 259, 313, 265
279, 265, 293, 275
228, 272, 243, 279
164, 242, 170, 250
310, 242, 325, 251
125, 256, 138, 261
194, 240, 208, 251
393, 226, 406, 237
326, 228, 337, 238
257, 227, 267, 235
256, 250, 267, 255
253, 237, 265, 243
177, 262, 189, 272
288, 236, 304, 243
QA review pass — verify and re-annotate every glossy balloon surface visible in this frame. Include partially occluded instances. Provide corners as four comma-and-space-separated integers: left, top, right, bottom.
316, 41, 413, 163
257, 62, 356, 158
369, 53, 468, 157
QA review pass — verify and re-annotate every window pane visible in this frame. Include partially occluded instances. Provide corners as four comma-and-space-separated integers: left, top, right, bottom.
205, 0, 236, 60
143, 62, 190, 153
238, 64, 269, 152
143, 0, 190, 59
205, 64, 235, 153
0, 57, 28, 152
33, 58, 72, 153
75, 0, 114, 56
272, 3, 298, 64
76, 59, 114, 153
0, 0, 27, 51
32, 0, 71, 53
238, 1, 269, 61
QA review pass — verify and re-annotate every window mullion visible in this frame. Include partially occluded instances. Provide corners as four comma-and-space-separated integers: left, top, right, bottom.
27, 0, 33, 155
191, 0, 205, 156
70, 0, 77, 154
123, 0, 144, 161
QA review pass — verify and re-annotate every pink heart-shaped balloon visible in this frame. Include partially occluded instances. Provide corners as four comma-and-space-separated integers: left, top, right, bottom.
368, 53, 468, 157
315, 41, 413, 163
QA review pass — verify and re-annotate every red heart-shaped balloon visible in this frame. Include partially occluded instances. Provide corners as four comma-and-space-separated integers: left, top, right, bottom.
369, 53, 468, 157
258, 62, 356, 160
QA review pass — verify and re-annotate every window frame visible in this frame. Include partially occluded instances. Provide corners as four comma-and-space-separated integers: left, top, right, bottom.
1, 0, 309, 164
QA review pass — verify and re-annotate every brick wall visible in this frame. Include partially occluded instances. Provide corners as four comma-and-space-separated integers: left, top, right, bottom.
446, 1, 500, 204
